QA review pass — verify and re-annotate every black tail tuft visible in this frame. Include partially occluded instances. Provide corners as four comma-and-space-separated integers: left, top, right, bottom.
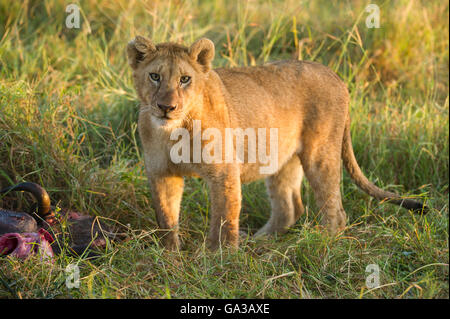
389, 197, 428, 214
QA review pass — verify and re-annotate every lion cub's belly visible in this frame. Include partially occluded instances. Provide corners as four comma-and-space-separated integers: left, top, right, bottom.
238, 131, 302, 184
229, 111, 304, 184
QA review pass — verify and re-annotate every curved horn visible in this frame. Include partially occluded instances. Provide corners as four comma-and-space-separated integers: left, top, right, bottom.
0, 182, 52, 219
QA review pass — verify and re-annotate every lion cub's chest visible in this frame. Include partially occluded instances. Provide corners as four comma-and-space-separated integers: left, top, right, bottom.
138, 116, 196, 177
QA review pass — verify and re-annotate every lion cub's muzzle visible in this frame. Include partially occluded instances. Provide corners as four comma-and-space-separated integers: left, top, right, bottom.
157, 103, 177, 114
156, 89, 181, 117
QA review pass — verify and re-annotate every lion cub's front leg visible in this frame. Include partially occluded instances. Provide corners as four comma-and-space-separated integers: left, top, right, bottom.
205, 168, 242, 250
149, 175, 184, 250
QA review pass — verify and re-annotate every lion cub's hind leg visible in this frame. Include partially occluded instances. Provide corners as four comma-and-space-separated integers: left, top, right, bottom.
254, 156, 305, 237
299, 141, 347, 233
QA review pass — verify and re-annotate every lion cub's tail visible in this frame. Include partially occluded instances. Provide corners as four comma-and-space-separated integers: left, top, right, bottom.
341, 117, 427, 213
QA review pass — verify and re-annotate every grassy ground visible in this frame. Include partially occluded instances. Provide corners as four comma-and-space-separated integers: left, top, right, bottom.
0, 0, 448, 299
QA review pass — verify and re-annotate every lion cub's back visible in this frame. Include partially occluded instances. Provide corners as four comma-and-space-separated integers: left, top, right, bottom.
214, 59, 345, 106
214, 60, 342, 125
214, 60, 302, 125
214, 59, 307, 101
214, 60, 348, 125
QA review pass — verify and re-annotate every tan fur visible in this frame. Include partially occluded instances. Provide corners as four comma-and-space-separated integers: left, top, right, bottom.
127, 36, 426, 250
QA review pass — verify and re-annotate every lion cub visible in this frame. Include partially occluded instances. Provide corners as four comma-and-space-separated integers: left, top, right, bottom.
127, 36, 426, 250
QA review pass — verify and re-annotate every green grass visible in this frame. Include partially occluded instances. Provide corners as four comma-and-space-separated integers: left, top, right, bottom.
0, 0, 448, 298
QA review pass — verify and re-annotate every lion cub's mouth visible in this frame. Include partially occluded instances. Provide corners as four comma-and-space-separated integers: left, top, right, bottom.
151, 114, 179, 128
157, 114, 174, 122
154, 114, 170, 121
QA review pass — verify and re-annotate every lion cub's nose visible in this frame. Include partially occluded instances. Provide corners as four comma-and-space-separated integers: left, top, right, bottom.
157, 103, 177, 113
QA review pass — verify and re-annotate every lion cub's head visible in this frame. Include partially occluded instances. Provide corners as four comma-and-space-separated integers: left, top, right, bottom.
127, 36, 215, 127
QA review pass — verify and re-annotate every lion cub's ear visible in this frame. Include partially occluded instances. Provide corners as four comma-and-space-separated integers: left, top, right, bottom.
189, 38, 215, 73
127, 36, 156, 69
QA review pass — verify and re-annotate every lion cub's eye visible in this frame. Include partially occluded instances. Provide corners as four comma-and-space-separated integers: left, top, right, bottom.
180, 76, 191, 85
149, 73, 160, 82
